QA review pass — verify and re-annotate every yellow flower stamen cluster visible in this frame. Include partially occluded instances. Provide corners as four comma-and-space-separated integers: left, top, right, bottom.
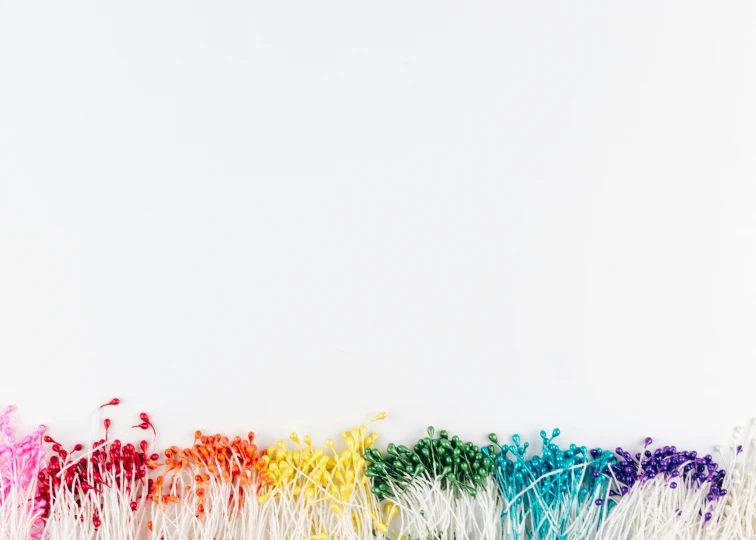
258, 413, 386, 535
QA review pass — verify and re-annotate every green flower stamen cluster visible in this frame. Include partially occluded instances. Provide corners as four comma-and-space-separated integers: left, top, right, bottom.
364, 426, 494, 500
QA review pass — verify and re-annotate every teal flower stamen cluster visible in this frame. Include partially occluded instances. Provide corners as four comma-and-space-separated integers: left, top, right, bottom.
482, 428, 618, 539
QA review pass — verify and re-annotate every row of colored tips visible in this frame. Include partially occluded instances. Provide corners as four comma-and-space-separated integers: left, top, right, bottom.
0, 402, 752, 539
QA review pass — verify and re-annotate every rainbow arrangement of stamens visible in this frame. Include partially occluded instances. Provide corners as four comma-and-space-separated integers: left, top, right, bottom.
3, 401, 756, 539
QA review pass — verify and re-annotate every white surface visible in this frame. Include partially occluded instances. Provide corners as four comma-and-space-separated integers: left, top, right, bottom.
1, 1, 756, 453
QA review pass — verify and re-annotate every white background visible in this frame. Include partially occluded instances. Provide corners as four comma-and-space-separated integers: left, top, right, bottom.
1, 1, 755, 454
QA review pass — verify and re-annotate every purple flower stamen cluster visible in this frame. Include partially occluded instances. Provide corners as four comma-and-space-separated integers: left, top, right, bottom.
609, 437, 726, 506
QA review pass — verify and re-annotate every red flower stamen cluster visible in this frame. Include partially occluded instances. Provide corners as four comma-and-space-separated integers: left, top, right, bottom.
35, 410, 153, 530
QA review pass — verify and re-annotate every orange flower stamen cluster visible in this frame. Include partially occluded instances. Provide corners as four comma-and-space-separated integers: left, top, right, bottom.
147, 430, 271, 517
